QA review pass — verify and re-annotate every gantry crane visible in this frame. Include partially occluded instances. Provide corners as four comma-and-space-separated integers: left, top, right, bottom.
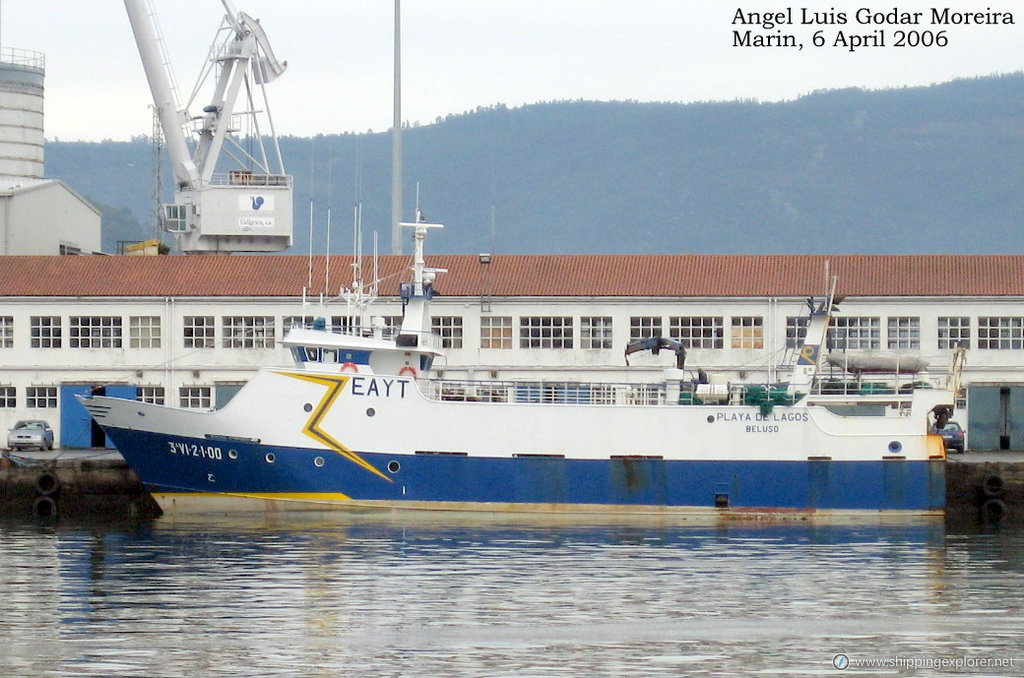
124, 0, 293, 252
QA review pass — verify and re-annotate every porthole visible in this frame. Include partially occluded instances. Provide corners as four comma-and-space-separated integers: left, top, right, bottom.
303, 403, 313, 413
227, 449, 239, 460
387, 460, 401, 474
265, 452, 276, 464
888, 441, 903, 454
314, 456, 325, 468
366, 407, 376, 417
707, 415, 715, 423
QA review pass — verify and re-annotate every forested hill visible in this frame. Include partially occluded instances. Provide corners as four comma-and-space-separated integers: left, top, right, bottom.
46, 73, 1024, 255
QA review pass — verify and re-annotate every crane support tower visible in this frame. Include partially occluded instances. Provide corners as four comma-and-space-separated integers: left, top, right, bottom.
124, 0, 293, 253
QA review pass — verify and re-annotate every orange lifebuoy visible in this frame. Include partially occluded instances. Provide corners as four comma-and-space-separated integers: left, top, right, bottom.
398, 366, 418, 378
341, 362, 359, 373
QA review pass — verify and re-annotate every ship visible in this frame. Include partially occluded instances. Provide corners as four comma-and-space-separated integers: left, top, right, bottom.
80, 220, 958, 518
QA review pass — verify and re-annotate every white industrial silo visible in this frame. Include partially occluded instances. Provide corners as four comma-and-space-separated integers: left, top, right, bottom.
0, 47, 44, 180
0, 45, 100, 255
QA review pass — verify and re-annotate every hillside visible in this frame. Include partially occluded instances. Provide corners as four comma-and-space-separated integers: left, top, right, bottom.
44, 73, 1024, 255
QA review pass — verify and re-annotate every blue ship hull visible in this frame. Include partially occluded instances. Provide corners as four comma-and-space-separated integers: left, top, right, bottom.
105, 427, 946, 515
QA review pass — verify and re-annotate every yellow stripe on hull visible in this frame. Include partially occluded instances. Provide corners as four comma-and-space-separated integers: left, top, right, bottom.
152, 492, 944, 523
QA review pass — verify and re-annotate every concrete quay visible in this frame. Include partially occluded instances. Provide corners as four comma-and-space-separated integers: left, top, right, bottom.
0, 449, 162, 521
946, 451, 1024, 526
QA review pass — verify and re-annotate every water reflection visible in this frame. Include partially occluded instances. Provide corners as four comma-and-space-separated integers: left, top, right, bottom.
0, 514, 1020, 677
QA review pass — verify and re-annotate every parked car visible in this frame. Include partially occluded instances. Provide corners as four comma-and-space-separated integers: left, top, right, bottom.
935, 420, 965, 454
6, 420, 54, 451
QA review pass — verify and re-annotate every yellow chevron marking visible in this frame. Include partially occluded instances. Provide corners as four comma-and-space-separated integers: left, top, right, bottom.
276, 371, 392, 482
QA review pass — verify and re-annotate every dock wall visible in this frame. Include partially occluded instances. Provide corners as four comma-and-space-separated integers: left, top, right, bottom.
0, 456, 162, 521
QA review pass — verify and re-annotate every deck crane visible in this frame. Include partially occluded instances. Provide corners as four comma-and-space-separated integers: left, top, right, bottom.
124, 0, 293, 253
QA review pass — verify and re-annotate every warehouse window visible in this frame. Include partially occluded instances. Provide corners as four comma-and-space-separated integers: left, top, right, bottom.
629, 316, 662, 341
785, 316, 809, 348
283, 316, 316, 334
222, 316, 275, 349
520, 317, 573, 349
331, 315, 363, 336
431, 316, 464, 349
978, 317, 1024, 350
829, 317, 880, 350
481, 316, 513, 349
30, 316, 62, 348
581, 317, 613, 349
0, 317, 12, 348
669, 316, 723, 349
26, 386, 57, 408
183, 316, 215, 348
887, 317, 920, 350
179, 386, 212, 409
138, 386, 165, 405
129, 316, 161, 349
70, 316, 123, 348
938, 317, 971, 349
731, 316, 764, 349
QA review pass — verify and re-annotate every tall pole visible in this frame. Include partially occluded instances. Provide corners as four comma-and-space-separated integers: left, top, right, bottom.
390, 0, 403, 255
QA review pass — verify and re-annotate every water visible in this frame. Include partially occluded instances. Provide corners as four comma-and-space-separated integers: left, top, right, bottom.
1, 514, 1021, 677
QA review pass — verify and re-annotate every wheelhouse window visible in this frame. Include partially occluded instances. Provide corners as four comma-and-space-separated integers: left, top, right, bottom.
519, 317, 573, 349
129, 316, 161, 349
731, 316, 764, 349
183, 316, 215, 348
222, 316, 275, 349
938, 316, 971, 349
669, 316, 723, 349
581, 317, 613, 349
30, 316, 62, 348
481, 316, 513, 349
978, 317, 1024, 350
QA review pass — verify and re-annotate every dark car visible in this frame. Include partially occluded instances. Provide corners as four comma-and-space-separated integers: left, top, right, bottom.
935, 420, 965, 454
7, 420, 54, 451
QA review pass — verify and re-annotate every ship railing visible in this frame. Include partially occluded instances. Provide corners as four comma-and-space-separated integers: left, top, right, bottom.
807, 376, 940, 397
396, 329, 445, 351
285, 318, 442, 348
420, 377, 946, 407
423, 379, 667, 406
285, 318, 402, 341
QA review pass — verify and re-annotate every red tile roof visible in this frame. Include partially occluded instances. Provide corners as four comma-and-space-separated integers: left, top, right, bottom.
0, 254, 1020, 298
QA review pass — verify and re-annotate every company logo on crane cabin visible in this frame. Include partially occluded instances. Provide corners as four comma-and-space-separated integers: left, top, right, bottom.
239, 194, 275, 230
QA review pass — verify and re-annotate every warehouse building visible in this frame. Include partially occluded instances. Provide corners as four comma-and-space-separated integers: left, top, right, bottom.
1, 253, 1023, 452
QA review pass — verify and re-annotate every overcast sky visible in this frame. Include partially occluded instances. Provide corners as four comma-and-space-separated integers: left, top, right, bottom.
2, 0, 1022, 142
